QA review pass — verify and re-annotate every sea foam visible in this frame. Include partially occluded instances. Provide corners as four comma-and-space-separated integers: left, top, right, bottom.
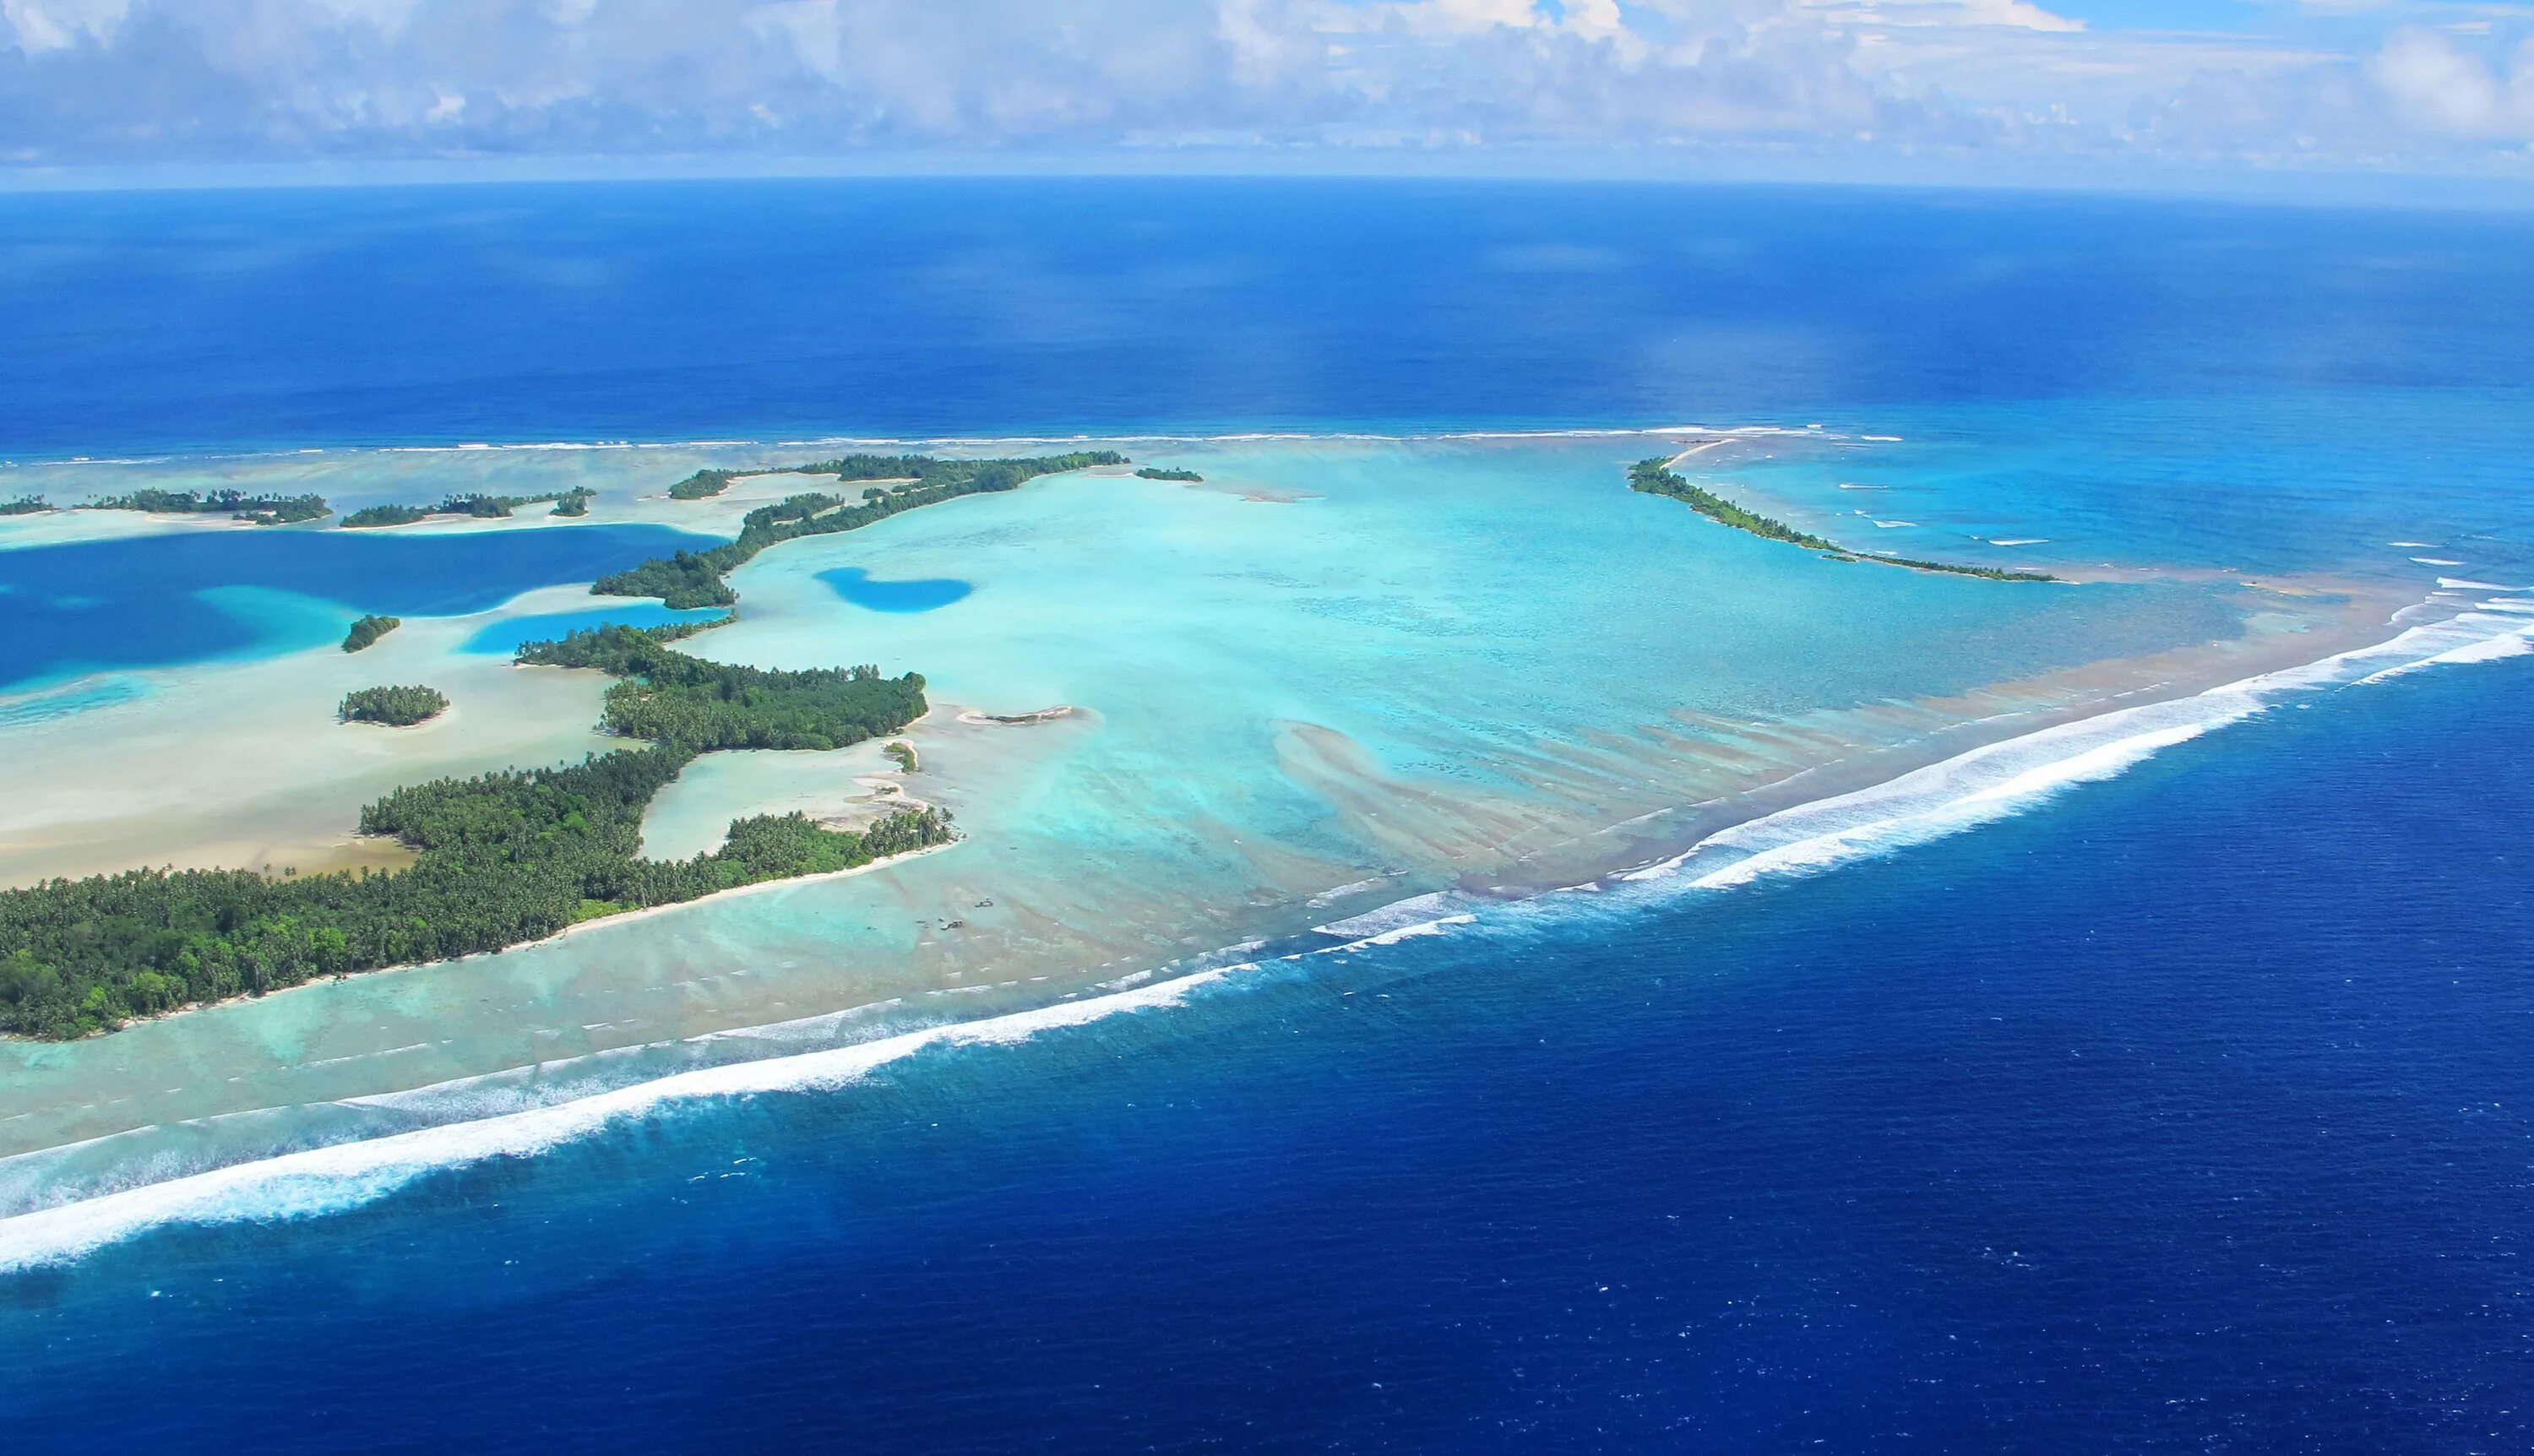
1615, 609, 2534, 894
0, 970, 1232, 1274
6, 606, 2532, 1271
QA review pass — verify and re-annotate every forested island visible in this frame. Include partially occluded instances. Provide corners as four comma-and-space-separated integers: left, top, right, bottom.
2, 494, 46, 516
341, 488, 594, 528
1135, 466, 1204, 482
668, 470, 738, 500
342, 615, 400, 652
0, 613, 945, 1039
0, 452, 1123, 1037
601, 451, 1124, 608
519, 625, 924, 750
340, 685, 449, 726
84, 488, 331, 524
1627, 459, 2057, 583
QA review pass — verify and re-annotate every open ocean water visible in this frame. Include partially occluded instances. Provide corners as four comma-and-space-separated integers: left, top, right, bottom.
1, 180, 2531, 1449
5, 629, 2529, 1453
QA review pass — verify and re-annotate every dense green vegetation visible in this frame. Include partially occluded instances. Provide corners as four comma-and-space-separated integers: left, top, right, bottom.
0, 762, 948, 1039
0, 614, 943, 1038
340, 685, 449, 726
600, 549, 735, 607
518, 625, 927, 751
341, 490, 592, 529
1135, 466, 1204, 482
1, 494, 46, 515
1627, 458, 1842, 551
598, 452, 1126, 609
669, 470, 737, 500
0, 449, 1121, 1037
85, 488, 330, 524
339, 503, 432, 528
1627, 459, 2056, 583
341, 615, 401, 653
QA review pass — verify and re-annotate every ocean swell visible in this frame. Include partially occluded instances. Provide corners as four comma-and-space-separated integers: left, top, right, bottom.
4, 605, 2531, 1272
1615, 608, 2534, 894
0, 970, 1231, 1274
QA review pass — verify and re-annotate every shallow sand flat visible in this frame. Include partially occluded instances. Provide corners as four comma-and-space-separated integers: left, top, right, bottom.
0, 507, 280, 551
0, 591, 626, 888
639, 736, 922, 859
0, 433, 2444, 1183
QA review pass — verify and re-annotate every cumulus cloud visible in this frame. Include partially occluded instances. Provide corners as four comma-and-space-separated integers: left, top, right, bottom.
2368, 27, 2534, 139
0, 0, 2526, 171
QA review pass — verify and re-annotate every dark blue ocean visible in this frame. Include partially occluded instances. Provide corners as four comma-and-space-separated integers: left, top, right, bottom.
2, 181, 2531, 1450
3, 647, 2528, 1452
2, 180, 2531, 454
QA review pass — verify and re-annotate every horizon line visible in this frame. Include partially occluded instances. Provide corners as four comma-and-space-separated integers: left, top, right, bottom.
5, 150, 2534, 213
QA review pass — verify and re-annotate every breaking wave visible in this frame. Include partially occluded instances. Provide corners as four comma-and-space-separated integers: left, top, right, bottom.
4, 605, 2531, 1273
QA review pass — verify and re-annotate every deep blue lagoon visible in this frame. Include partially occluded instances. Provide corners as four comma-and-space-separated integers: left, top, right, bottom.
0, 524, 718, 690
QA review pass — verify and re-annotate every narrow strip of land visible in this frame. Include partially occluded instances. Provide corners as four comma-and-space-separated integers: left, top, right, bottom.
1627, 459, 2056, 583
601, 451, 1124, 607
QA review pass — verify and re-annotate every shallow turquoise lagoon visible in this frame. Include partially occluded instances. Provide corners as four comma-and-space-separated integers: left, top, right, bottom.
818, 566, 973, 613
6, 426, 2491, 1236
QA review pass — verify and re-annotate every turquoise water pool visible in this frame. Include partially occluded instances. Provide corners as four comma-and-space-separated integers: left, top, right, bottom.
818, 566, 973, 612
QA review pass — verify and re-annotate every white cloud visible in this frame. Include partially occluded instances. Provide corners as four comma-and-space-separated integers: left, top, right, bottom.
2368, 27, 2534, 137
2, 0, 132, 53
0, 0, 2526, 171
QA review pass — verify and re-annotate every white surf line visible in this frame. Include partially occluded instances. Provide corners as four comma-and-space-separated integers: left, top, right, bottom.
19, 424, 1855, 480
11, 603, 2532, 1274
0, 968, 1237, 1274
1612, 607, 2534, 894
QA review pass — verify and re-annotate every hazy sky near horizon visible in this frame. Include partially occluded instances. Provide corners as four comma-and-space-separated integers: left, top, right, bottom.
1, 0, 2529, 179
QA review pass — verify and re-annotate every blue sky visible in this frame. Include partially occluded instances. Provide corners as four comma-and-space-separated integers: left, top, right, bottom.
1, 0, 2529, 182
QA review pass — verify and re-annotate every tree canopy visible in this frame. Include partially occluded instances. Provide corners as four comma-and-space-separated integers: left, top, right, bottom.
1627, 458, 2055, 583
598, 452, 1123, 608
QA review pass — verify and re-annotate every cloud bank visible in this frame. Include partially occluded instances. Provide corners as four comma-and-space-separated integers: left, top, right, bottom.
1, 0, 2529, 175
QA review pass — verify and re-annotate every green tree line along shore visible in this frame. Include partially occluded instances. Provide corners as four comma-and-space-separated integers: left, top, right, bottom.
1626, 459, 2057, 583
340, 685, 449, 726
610, 452, 1127, 607
341, 615, 400, 652
1134, 466, 1204, 482
20, 486, 599, 529
0, 451, 1122, 1038
340, 489, 593, 528
0, 617, 945, 1039
83, 488, 333, 525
